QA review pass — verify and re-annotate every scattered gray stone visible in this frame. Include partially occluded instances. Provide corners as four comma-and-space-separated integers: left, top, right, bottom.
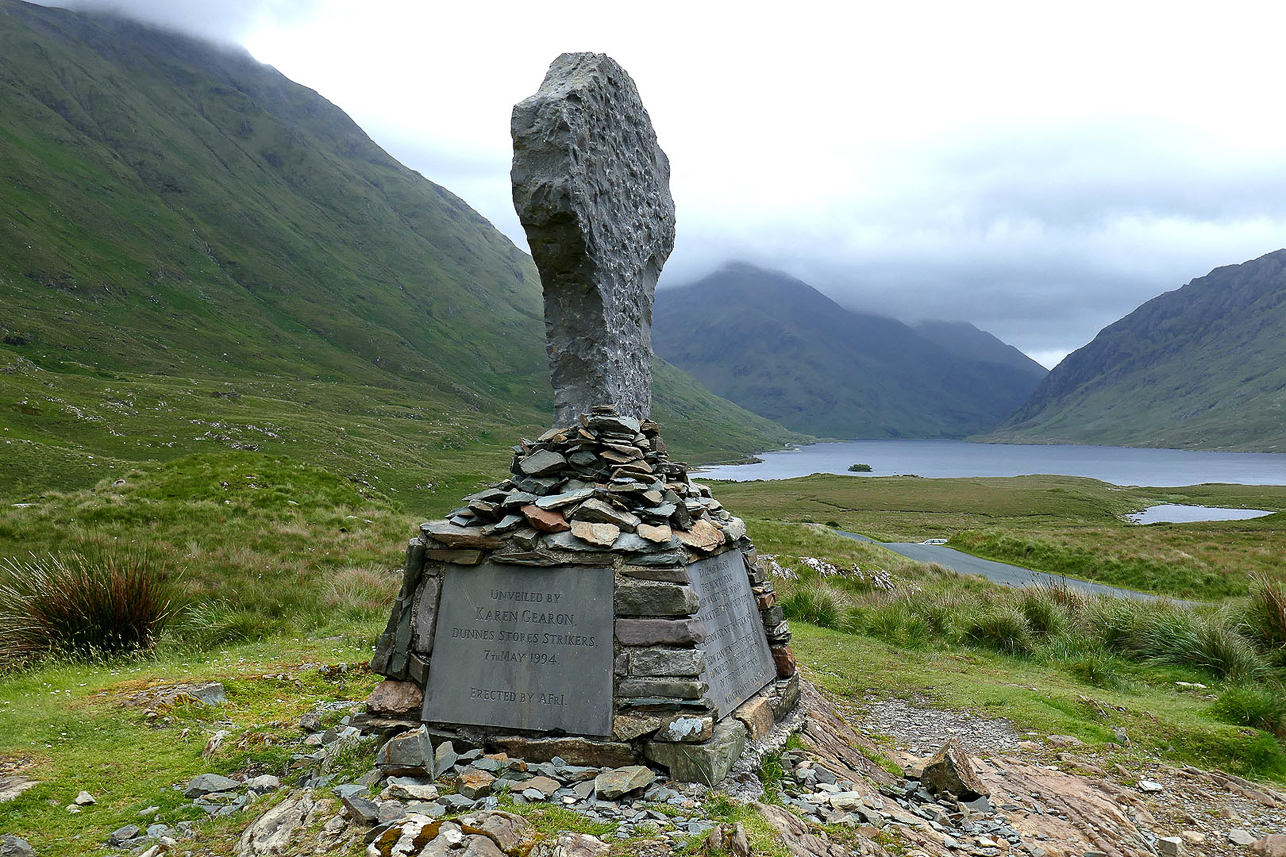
189, 681, 227, 706
332, 783, 367, 801
920, 739, 989, 800
434, 740, 458, 773
182, 774, 240, 799
108, 824, 141, 846
1230, 829, 1257, 846
594, 766, 654, 800
245, 775, 280, 793
341, 793, 380, 825
375, 800, 407, 825
1157, 836, 1184, 857
376, 725, 434, 777
0, 835, 34, 857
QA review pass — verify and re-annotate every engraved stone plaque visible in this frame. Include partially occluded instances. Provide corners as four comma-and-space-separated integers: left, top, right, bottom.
689, 552, 776, 717
422, 564, 614, 736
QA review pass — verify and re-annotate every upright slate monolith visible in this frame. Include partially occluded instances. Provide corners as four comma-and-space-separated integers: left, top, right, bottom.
511, 52, 676, 428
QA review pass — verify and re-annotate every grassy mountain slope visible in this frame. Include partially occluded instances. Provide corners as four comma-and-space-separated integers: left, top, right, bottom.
0, 0, 800, 502
914, 320, 1049, 379
991, 249, 1286, 451
652, 263, 1046, 439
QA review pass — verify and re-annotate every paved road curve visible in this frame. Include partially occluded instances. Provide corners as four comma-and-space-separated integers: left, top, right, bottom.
832, 530, 1173, 602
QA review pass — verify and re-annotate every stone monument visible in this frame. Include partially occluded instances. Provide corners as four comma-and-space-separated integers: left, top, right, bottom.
510, 52, 675, 428
369, 53, 797, 784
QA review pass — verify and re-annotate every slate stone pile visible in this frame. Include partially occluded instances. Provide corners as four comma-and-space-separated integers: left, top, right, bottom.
354, 725, 726, 852
369, 405, 798, 782
779, 749, 1036, 857
384, 406, 748, 571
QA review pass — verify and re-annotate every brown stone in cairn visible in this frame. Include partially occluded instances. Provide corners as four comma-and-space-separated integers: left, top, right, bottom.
733, 696, 776, 742
676, 518, 724, 552
569, 519, 620, 548
367, 679, 424, 717
520, 504, 570, 533
636, 522, 672, 543
771, 645, 797, 677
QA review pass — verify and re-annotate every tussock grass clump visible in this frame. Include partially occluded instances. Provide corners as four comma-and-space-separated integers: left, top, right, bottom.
1020, 588, 1069, 638
780, 588, 844, 630
173, 600, 275, 648
1243, 576, 1286, 653
1084, 599, 1268, 680
964, 606, 1034, 655
0, 549, 175, 666
1212, 685, 1286, 735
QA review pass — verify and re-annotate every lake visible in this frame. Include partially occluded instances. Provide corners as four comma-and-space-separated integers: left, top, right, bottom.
694, 439, 1286, 487
1126, 504, 1275, 524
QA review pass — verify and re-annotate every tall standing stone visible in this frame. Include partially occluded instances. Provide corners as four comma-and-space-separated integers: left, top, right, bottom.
511, 52, 676, 426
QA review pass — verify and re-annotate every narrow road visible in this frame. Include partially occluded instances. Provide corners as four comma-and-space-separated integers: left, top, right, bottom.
832, 529, 1172, 602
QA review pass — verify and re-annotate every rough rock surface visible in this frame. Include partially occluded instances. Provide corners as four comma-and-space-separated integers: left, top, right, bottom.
919, 738, 989, 800
511, 52, 676, 425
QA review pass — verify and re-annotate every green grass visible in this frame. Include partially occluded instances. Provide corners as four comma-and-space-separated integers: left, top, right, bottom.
0, 638, 380, 855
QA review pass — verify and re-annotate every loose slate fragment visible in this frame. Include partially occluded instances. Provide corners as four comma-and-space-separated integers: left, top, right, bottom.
511, 53, 676, 425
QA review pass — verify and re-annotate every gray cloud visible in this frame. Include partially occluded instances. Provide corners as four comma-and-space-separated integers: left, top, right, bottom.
654, 115, 1286, 367
49, 0, 315, 45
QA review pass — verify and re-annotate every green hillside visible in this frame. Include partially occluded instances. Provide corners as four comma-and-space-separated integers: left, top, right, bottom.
653, 263, 1046, 439
991, 249, 1286, 451
0, 0, 801, 503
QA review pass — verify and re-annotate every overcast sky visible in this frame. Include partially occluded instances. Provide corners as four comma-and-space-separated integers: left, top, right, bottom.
55, 0, 1286, 368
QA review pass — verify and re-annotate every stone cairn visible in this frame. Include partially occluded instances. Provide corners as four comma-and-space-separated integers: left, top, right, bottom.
369, 403, 799, 782
368, 52, 798, 785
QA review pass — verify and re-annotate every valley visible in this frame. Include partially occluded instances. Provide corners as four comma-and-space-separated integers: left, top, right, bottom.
2, 3, 1286, 856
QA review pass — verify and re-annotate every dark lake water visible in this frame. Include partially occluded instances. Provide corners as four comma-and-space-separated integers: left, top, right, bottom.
694, 440, 1286, 487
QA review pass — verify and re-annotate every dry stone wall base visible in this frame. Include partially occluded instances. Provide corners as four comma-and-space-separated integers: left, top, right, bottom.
369, 407, 798, 782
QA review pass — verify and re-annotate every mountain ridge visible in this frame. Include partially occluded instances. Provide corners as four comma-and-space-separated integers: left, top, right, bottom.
990, 249, 1286, 451
653, 262, 1046, 439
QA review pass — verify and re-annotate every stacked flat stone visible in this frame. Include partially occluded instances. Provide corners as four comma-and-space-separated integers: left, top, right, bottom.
370, 406, 798, 781
411, 405, 741, 565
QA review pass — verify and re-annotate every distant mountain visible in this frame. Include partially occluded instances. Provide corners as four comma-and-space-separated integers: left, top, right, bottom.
913, 321, 1049, 379
0, 0, 801, 499
991, 249, 1286, 451
652, 263, 1047, 439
